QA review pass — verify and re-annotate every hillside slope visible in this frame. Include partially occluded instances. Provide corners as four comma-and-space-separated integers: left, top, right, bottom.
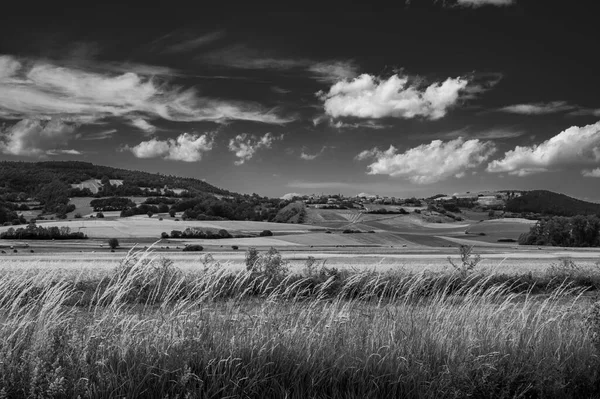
0, 161, 232, 197
505, 190, 600, 216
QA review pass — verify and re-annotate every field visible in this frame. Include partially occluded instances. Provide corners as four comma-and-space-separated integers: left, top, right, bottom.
0, 246, 599, 397
3, 210, 600, 396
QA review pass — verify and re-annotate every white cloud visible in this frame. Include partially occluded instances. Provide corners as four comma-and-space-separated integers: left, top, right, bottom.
583, 168, 600, 178
281, 193, 303, 200
0, 55, 21, 80
129, 118, 157, 135
487, 121, 600, 176
78, 129, 117, 141
228, 132, 282, 165
498, 101, 577, 115
320, 74, 468, 120
358, 138, 496, 184
308, 61, 359, 83
127, 132, 214, 162
0, 118, 77, 157
163, 30, 225, 53
456, 0, 514, 7
0, 55, 291, 126
202, 46, 357, 83
300, 146, 331, 160
46, 149, 82, 155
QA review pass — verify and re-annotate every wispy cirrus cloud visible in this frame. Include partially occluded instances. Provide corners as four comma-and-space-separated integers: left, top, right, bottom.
126, 132, 214, 162
455, 0, 515, 7
76, 129, 116, 141
498, 101, 578, 115
160, 30, 225, 53
0, 54, 292, 125
487, 121, 600, 176
228, 132, 283, 165
357, 138, 496, 184
299, 145, 333, 160
129, 118, 157, 135
319, 73, 469, 120
200, 45, 358, 83
420, 127, 525, 140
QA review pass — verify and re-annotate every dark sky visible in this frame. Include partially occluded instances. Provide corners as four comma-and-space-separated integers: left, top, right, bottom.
1, 1, 600, 200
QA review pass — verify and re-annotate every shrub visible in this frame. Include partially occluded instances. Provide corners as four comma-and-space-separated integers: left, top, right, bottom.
108, 238, 119, 249
447, 245, 481, 278
245, 247, 260, 271
232, 245, 239, 250
74, 213, 82, 218
182, 245, 203, 252
259, 230, 273, 237
96, 212, 104, 218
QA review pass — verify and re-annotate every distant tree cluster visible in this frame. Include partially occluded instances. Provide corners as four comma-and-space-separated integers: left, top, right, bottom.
519, 215, 600, 247
366, 208, 409, 215
165, 228, 233, 239
506, 190, 600, 217
91, 197, 136, 211
0, 224, 87, 240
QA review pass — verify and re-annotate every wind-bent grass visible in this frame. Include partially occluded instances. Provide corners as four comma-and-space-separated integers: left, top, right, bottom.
0, 247, 598, 398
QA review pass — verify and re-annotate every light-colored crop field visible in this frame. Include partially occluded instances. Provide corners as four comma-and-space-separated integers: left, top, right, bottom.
0, 246, 599, 397
0, 216, 323, 238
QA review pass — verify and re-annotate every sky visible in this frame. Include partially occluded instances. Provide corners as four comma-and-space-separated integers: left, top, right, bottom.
1, 1, 600, 200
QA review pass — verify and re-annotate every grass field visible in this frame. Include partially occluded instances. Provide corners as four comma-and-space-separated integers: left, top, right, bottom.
0, 216, 323, 239
0, 247, 600, 397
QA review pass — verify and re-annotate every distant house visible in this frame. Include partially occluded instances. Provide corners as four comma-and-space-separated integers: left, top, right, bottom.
70, 179, 123, 194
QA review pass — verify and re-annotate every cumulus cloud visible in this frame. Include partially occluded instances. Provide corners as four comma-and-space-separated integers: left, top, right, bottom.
0, 54, 291, 127
319, 74, 469, 120
281, 193, 304, 200
498, 101, 577, 115
0, 118, 77, 157
228, 132, 282, 165
456, 0, 514, 7
357, 138, 496, 184
487, 121, 600, 176
583, 168, 600, 178
127, 132, 214, 162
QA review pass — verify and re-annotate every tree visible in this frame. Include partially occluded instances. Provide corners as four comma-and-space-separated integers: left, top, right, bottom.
169, 209, 176, 218
96, 212, 104, 218
108, 238, 119, 249
147, 211, 154, 218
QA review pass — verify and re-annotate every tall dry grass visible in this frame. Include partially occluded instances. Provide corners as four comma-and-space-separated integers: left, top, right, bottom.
0, 246, 598, 398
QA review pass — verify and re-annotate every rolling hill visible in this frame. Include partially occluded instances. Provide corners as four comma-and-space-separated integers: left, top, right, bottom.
505, 190, 600, 217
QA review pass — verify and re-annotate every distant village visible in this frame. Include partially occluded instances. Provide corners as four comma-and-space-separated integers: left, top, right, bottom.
286, 191, 522, 211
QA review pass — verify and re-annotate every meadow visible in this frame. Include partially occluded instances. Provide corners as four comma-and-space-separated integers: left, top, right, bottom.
0, 246, 600, 398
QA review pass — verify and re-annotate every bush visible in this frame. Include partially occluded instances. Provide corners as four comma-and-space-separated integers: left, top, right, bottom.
232, 245, 239, 250
96, 212, 104, 218
108, 238, 119, 249
74, 213, 82, 218
183, 245, 203, 252
259, 230, 273, 237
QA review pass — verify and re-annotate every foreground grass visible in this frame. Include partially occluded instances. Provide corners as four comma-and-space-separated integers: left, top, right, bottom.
0, 248, 599, 398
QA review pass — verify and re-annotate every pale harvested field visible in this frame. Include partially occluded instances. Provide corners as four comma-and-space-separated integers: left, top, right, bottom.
0, 217, 323, 238
1, 248, 599, 277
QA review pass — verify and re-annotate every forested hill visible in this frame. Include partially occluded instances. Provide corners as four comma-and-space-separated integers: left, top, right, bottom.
0, 161, 233, 197
505, 190, 600, 217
